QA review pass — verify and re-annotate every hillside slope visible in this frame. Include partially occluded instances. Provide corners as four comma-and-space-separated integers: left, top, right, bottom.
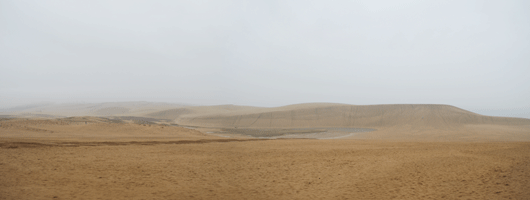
155, 104, 530, 130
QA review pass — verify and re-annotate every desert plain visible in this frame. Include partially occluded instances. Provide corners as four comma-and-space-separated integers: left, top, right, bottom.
1, 103, 530, 199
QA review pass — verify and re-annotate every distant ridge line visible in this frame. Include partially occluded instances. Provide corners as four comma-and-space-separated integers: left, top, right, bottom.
145, 104, 530, 129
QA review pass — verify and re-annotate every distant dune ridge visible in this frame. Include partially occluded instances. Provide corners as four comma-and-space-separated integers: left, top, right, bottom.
148, 104, 530, 128
0, 101, 188, 117
144, 103, 530, 141
2, 102, 530, 141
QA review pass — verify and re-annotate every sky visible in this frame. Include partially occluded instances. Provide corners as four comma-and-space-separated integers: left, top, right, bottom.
1, 0, 529, 116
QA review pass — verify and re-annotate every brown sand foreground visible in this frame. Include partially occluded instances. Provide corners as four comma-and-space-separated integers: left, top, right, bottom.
1, 115, 530, 199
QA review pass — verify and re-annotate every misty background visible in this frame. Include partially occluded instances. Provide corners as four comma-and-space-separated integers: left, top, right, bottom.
1, 0, 529, 118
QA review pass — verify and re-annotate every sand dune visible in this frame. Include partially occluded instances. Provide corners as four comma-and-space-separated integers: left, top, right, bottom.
145, 104, 530, 141
0, 117, 210, 141
2, 104, 530, 199
167, 104, 529, 128
3, 102, 530, 141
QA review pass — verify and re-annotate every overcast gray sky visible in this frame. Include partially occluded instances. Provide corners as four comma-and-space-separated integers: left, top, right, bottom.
1, 0, 529, 112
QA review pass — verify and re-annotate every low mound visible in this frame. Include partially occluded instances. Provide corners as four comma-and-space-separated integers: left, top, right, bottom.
0, 117, 212, 141
2, 102, 187, 117
146, 104, 264, 120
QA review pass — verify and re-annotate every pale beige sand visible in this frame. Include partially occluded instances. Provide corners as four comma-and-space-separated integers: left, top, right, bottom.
1, 136, 529, 199
1, 103, 530, 199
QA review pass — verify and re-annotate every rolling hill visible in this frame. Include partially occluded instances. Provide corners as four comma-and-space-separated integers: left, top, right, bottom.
149, 104, 529, 128
146, 103, 530, 141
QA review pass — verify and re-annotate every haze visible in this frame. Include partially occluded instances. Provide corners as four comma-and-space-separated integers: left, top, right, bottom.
1, 0, 529, 117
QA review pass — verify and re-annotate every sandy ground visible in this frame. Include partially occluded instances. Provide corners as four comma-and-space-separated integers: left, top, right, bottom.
1, 116, 530, 199
2, 138, 530, 199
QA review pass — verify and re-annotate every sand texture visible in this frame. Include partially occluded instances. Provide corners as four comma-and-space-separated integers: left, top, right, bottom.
2, 137, 530, 199
1, 103, 530, 199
